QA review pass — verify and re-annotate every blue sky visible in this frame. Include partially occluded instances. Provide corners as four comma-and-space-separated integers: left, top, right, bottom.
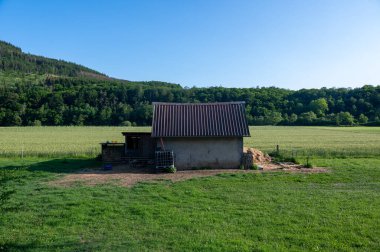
1, 0, 380, 89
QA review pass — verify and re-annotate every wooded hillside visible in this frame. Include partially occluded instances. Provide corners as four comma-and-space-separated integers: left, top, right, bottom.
1, 41, 379, 126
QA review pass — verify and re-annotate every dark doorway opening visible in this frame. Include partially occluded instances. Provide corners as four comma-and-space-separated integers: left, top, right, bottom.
127, 136, 140, 150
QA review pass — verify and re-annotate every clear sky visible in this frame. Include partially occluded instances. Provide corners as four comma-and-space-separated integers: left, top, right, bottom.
1, 0, 380, 89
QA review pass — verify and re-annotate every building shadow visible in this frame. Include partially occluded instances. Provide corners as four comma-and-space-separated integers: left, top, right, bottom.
0, 158, 96, 174
1, 158, 156, 174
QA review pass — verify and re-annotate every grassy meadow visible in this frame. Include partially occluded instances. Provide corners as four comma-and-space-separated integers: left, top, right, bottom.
1, 126, 379, 157
1, 126, 380, 251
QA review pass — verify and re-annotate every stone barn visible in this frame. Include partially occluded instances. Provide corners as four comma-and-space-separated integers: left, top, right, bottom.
101, 102, 250, 170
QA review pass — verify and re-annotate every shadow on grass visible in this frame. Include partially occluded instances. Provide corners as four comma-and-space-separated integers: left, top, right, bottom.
0, 242, 39, 252
1, 158, 156, 174
0, 158, 100, 174
0, 241, 85, 252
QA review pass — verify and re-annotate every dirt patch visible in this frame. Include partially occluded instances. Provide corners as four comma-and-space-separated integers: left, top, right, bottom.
50, 162, 328, 188
264, 162, 328, 173
51, 168, 245, 187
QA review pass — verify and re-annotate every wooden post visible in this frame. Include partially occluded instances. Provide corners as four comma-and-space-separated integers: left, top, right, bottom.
276, 145, 280, 156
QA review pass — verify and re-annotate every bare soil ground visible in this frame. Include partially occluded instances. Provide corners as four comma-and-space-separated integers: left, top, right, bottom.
50, 162, 328, 188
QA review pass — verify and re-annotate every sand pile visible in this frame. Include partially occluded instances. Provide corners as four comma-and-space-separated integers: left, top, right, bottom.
243, 147, 271, 163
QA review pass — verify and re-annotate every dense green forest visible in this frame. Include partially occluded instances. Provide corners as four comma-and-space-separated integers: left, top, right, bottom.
1, 40, 379, 126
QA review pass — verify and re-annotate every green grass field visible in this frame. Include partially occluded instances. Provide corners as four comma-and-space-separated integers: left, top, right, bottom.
1, 126, 380, 251
1, 126, 379, 157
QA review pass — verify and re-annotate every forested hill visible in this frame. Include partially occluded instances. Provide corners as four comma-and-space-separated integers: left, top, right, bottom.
0, 40, 107, 79
0, 41, 379, 126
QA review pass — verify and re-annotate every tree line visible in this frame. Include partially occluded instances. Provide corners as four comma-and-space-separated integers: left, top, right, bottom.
0, 74, 379, 126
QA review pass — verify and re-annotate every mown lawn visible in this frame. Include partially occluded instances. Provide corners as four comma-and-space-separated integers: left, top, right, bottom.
1, 157, 380, 251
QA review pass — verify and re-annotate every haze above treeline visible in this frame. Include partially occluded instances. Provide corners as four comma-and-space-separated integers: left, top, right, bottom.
0, 41, 379, 127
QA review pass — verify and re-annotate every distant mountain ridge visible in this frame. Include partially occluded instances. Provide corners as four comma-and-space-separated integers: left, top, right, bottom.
0, 40, 108, 79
